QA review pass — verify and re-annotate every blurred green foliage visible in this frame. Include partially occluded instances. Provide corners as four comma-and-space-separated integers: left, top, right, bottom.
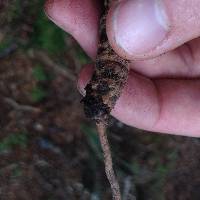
32, 65, 48, 81
0, 39, 11, 52
32, 12, 66, 54
31, 65, 49, 103
81, 124, 102, 160
31, 85, 47, 103
0, 132, 28, 152
11, 165, 23, 178
76, 48, 90, 65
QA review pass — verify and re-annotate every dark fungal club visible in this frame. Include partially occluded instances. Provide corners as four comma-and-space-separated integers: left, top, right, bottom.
82, 1, 129, 125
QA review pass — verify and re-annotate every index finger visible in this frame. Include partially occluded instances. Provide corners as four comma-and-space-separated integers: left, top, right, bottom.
45, 0, 100, 58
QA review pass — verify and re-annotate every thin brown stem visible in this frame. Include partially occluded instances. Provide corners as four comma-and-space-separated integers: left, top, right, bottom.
97, 122, 121, 200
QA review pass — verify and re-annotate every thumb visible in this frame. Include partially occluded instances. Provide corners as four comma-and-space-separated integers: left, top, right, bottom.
107, 0, 200, 60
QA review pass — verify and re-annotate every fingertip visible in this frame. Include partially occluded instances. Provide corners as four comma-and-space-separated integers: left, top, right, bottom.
44, 0, 65, 26
44, 0, 100, 58
44, 0, 54, 18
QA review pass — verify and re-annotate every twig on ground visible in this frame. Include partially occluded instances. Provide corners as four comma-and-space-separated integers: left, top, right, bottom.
30, 50, 76, 81
4, 97, 40, 113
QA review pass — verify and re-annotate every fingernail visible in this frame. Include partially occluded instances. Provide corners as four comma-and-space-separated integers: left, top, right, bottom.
77, 80, 86, 96
113, 0, 170, 55
77, 74, 87, 96
77, 64, 94, 96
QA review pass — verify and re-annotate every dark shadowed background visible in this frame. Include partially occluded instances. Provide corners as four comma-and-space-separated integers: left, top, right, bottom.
0, 1, 199, 199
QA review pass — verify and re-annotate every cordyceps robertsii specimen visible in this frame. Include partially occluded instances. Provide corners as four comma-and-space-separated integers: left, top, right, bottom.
81, 0, 129, 200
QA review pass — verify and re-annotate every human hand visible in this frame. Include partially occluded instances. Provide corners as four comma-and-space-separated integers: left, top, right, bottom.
45, 0, 200, 137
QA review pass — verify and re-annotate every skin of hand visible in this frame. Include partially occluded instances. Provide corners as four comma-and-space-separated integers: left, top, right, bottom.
45, 0, 200, 137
